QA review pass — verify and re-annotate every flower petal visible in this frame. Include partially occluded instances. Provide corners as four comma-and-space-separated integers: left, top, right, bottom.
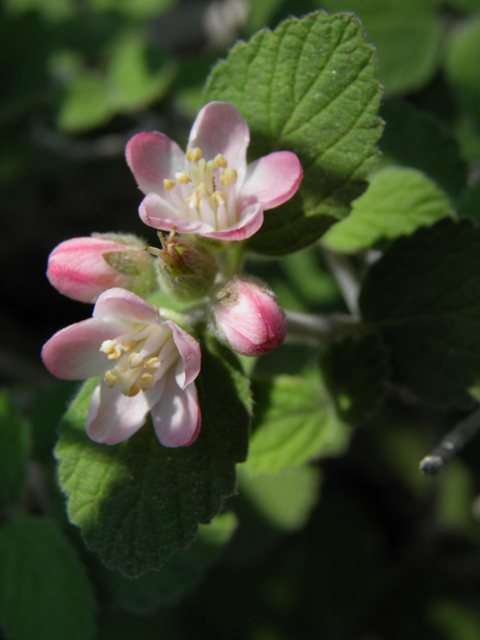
151, 377, 201, 447
139, 192, 216, 235
41, 317, 126, 379
239, 151, 303, 210
188, 102, 249, 176
205, 203, 264, 241
165, 321, 201, 389
126, 132, 185, 195
93, 288, 160, 325
86, 379, 159, 444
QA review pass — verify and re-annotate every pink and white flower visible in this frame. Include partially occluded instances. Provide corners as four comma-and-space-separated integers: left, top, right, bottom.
42, 288, 201, 448
126, 101, 303, 241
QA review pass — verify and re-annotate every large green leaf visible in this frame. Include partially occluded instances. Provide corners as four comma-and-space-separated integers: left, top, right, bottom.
204, 11, 383, 255
245, 375, 350, 475
56, 338, 251, 576
0, 517, 96, 640
0, 394, 30, 512
360, 218, 480, 408
318, 0, 443, 95
322, 167, 453, 253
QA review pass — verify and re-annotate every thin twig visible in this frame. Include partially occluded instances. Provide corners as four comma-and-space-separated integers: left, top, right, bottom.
323, 250, 361, 315
285, 311, 362, 346
420, 405, 480, 475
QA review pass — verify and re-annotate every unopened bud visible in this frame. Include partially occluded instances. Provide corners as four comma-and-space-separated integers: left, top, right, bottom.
213, 278, 287, 356
147, 230, 218, 302
47, 234, 156, 303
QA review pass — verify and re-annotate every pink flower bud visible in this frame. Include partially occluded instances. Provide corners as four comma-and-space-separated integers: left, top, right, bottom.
47, 234, 154, 303
213, 278, 287, 356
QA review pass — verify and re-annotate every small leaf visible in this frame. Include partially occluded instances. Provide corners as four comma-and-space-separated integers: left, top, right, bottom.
318, 0, 443, 96
57, 72, 111, 133
379, 99, 468, 199
0, 516, 96, 640
360, 217, 480, 407
322, 167, 453, 253
245, 375, 350, 476
0, 393, 30, 511
320, 332, 391, 423
55, 338, 251, 576
101, 512, 237, 613
204, 11, 383, 255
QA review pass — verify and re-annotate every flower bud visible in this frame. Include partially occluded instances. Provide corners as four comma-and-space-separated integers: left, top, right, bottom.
47, 234, 155, 303
147, 230, 218, 302
213, 278, 287, 356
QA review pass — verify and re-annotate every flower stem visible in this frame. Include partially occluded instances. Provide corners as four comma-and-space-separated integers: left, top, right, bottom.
285, 311, 363, 345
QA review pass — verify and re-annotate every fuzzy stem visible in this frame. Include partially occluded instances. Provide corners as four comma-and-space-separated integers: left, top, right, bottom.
285, 311, 363, 345
420, 406, 480, 475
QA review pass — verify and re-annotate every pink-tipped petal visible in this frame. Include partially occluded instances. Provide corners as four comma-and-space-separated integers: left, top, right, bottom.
205, 203, 264, 241
188, 102, 249, 173
139, 193, 216, 235
239, 151, 303, 210
166, 321, 201, 388
86, 380, 153, 444
151, 378, 201, 447
42, 317, 126, 379
93, 288, 160, 325
126, 132, 185, 195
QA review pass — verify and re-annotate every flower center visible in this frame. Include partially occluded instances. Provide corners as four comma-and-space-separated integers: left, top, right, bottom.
163, 149, 239, 231
99, 324, 178, 397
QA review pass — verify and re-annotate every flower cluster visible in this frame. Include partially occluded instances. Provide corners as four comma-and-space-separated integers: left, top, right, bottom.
42, 101, 302, 448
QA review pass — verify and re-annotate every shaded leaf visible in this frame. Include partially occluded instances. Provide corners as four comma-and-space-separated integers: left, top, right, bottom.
322, 167, 453, 253
0, 393, 30, 512
0, 516, 96, 640
204, 11, 383, 255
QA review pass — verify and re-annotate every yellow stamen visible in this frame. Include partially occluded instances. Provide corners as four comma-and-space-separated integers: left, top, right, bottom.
164, 179, 176, 191
145, 356, 161, 371
214, 154, 228, 168
220, 168, 238, 187
139, 373, 154, 390
122, 340, 136, 352
212, 190, 227, 205
186, 192, 200, 208
104, 370, 118, 388
129, 353, 144, 368
126, 383, 141, 397
177, 171, 191, 184
100, 340, 116, 355
186, 147, 202, 162
197, 182, 211, 199
108, 348, 122, 360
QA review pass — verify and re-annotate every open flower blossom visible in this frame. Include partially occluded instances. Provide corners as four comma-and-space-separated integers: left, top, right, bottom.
42, 288, 201, 448
213, 278, 287, 356
126, 101, 303, 241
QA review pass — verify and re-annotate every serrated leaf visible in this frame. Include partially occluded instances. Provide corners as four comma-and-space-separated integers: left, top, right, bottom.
322, 167, 453, 253
55, 338, 251, 577
320, 332, 390, 423
0, 516, 96, 640
0, 394, 30, 511
360, 217, 480, 408
101, 512, 237, 613
245, 375, 350, 475
204, 11, 383, 255
379, 99, 468, 199
318, 0, 443, 96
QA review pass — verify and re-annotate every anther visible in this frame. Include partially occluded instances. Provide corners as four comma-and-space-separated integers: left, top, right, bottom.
104, 370, 118, 388
108, 348, 122, 360
177, 171, 191, 184
164, 179, 176, 191
186, 192, 200, 208
186, 147, 202, 162
126, 383, 141, 397
145, 356, 161, 371
129, 353, 144, 368
212, 190, 227, 205
214, 154, 228, 168
100, 340, 116, 355
122, 340, 136, 352
220, 168, 238, 187
139, 373, 154, 390
197, 182, 211, 199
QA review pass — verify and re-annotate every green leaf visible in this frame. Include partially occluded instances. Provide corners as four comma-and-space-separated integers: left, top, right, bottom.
0, 393, 30, 511
57, 71, 111, 133
318, 0, 443, 96
322, 167, 453, 253
360, 218, 480, 408
238, 465, 321, 531
320, 332, 390, 423
458, 180, 480, 224
245, 374, 350, 475
55, 337, 251, 576
204, 11, 383, 255
100, 512, 237, 613
0, 516, 96, 640
379, 99, 468, 199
